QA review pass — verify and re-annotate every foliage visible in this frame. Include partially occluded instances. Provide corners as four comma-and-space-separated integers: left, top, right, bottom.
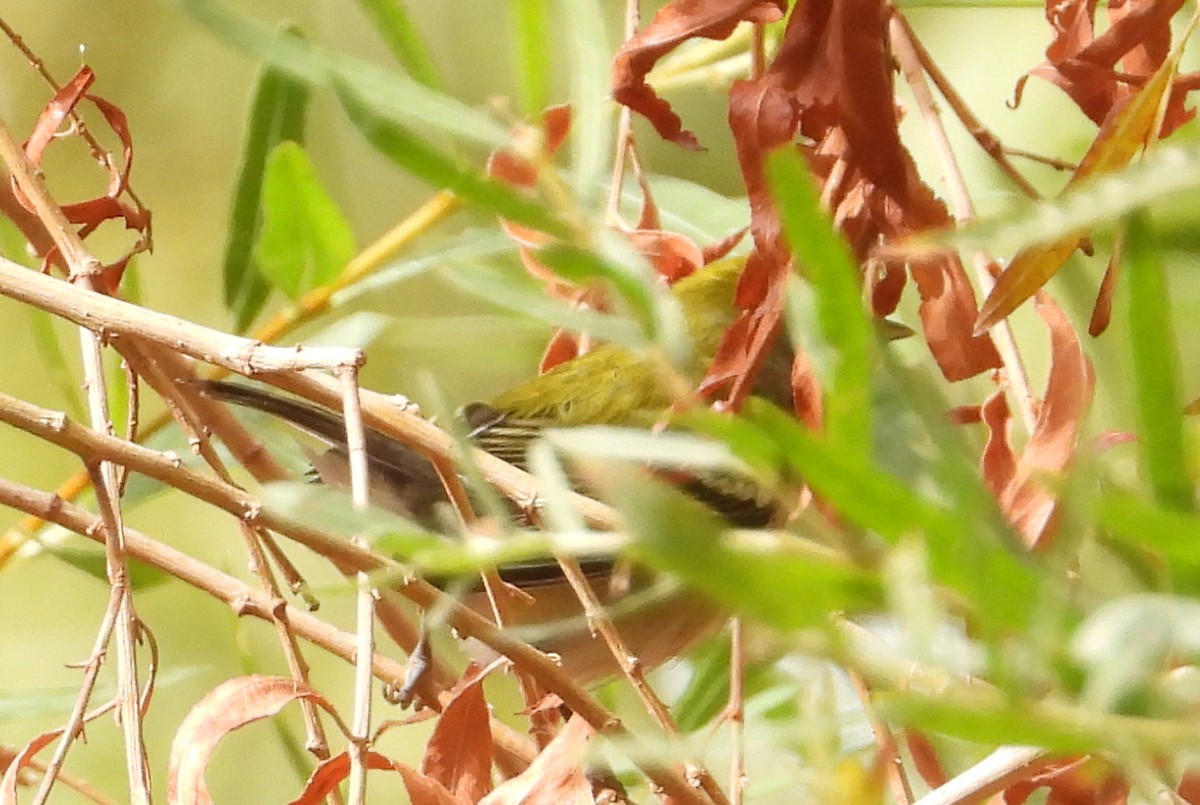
2, 0, 1200, 803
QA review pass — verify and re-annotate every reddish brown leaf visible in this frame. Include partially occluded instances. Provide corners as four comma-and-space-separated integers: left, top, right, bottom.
726, 1, 1001, 383
478, 715, 594, 805
870, 260, 906, 316
1023, 0, 1193, 135
979, 388, 1017, 501
540, 329, 583, 372
420, 673, 492, 804
627, 228, 704, 281
903, 730, 947, 788
1002, 295, 1095, 548
1, 729, 65, 804
398, 764, 465, 805
168, 676, 338, 805
1089, 236, 1123, 336
613, 0, 786, 149
1002, 756, 1127, 805
16, 66, 149, 290
910, 255, 1003, 381
23, 67, 95, 167
287, 751, 406, 805
701, 227, 747, 264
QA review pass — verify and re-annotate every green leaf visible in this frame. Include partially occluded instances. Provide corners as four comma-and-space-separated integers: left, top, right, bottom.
170, 0, 507, 146
1126, 211, 1193, 512
44, 544, 172, 590
879, 692, 1101, 752
28, 309, 85, 421
352, 0, 442, 90
690, 402, 1040, 632
1070, 594, 1200, 712
511, 0, 552, 117
254, 141, 357, 299
224, 25, 311, 331
439, 261, 644, 348
600, 470, 883, 630
259, 481, 441, 556
766, 149, 873, 463
1095, 489, 1200, 573
559, 0, 611, 204
890, 143, 1200, 262
334, 78, 569, 238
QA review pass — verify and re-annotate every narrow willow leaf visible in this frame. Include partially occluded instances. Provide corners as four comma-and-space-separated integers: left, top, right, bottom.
894, 144, 1200, 261
879, 692, 1101, 752
766, 149, 872, 462
601, 471, 884, 631
255, 142, 356, 299
335, 78, 569, 238
1125, 211, 1193, 512
691, 402, 1040, 632
440, 261, 644, 348
44, 545, 171, 589
534, 242, 674, 344
559, 0, 611, 203
512, 0, 552, 117
28, 310, 85, 421
259, 481, 440, 556
171, 0, 507, 146
352, 0, 442, 90
1071, 594, 1200, 712
1095, 489, 1200, 569
224, 26, 310, 331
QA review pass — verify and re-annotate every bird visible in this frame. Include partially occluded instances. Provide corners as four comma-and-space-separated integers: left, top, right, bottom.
194, 257, 791, 684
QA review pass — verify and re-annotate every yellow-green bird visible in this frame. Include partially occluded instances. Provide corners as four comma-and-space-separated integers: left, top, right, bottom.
196, 257, 789, 681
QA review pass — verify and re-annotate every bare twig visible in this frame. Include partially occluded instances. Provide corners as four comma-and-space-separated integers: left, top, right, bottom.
848, 670, 913, 805
888, 10, 1037, 435
339, 366, 375, 805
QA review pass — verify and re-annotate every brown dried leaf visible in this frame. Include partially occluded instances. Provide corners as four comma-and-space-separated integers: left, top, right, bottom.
910, 255, 1003, 381
420, 673, 492, 804
1, 729, 65, 804
903, 730, 947, 788
613, 0, 786, 149
1002, 756, 1128, 805
979, 388, 1017, 501
478, 715, 594, 805
286, 751, 408, 805
1002, 296, 1095, 548
168, 675, 338, 805
398, 764, 466, 805
1088, 240, 1123, 336
1024, 0, 1192, 135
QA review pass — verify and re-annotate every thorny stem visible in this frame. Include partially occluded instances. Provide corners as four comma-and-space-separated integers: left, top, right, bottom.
888, 10, 1037, 434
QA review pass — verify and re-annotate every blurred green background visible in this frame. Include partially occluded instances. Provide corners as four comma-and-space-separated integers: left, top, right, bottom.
0, 1, 1187, 801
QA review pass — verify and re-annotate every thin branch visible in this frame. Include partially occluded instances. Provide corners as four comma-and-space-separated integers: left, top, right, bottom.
339, 366, 375, 805
888, 10, 1037, 435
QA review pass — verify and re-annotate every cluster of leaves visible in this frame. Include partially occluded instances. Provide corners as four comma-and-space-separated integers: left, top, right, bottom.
8, 0, 1200, 802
